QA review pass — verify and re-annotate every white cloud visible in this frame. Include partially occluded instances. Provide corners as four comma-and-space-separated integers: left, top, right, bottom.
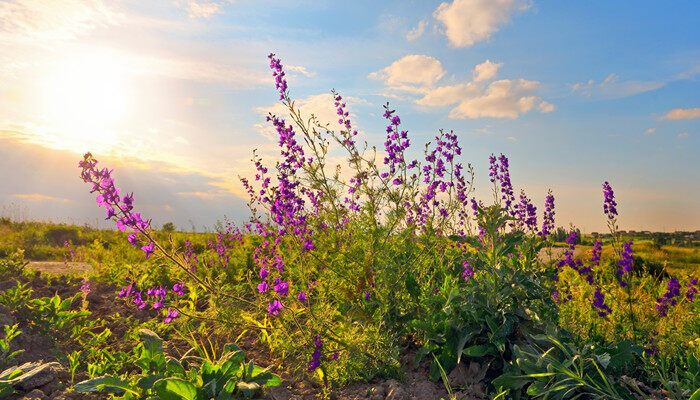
473, 59, 502, 82
368, 54, 445, 87
660, 107, 700, 120
415, 83, 480, 106
406, 19, 428, 41
433, 0, 530, 48
678, 132, 689, 139
286, 65, 316, 78
537, 100, 555, 113
449, 78, 543, 119
373, 55, 553, 119
0, 0, 116, 42
644, 128, 656, 136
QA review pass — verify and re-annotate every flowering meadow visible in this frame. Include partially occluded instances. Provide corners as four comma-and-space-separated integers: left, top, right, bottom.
1, 54, 698, 400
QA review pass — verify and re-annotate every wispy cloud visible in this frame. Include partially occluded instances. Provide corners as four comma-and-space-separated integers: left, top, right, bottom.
181, 1, 226, 18
571, 73, 665, 99
406, 19, 428, 41
678, 132, 689, 139
433, 0, 531, 48
13, 193, 70, 202
660, 107, 700, 120
0, 0, 117, 42
644, 127, 656, 135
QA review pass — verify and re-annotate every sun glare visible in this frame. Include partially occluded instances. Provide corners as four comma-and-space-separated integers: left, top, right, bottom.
40, 52, 130, 149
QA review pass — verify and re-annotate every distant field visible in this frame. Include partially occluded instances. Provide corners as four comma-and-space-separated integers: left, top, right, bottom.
2, 218, 697, 277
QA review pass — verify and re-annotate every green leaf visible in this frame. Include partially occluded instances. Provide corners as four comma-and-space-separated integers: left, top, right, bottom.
689, 388, 700, 400
462, 345, 492, 358
153, 378, 200, 400
405, 273, 421, 299
492, 374, 529, 391
73, 375, 138, 395
136, 374, 166, 390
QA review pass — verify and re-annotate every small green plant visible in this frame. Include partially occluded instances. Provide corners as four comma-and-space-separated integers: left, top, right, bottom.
67, 350, 81, 384
0, 250, 27, 280
0, 324, 23, 370
75, 329, 280, 399
27, 293, 91, 331
0, 281, 32, 310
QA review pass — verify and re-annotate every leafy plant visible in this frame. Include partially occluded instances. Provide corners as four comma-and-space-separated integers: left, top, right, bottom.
27, 293, 90, 331
0, 324, 23, 370
75, 329, 280, 399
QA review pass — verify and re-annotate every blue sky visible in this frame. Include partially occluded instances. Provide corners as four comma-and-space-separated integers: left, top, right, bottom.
0, 0, 698, 232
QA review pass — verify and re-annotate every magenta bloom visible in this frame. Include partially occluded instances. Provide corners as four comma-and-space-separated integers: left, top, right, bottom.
267, 300, 284, 316
273, 277, 289, 296
164, 308, 179, 323
141, 242, 155, 259
297, 290, 307, 303
257, 281, 269, 293
127, 233, 139, 247
173, 281, 185, 296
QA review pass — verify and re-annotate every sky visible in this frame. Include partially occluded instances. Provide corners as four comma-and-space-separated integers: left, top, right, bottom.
0, 0, 698, 233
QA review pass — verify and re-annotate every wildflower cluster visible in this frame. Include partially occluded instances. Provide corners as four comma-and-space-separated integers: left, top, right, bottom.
489, 154, 516, 215
656, 277, 697, 317
382, 106, 411, 181
617, 241, 634, 287
308, 335, 323, 372
540, 190, 555, 238
116, 279, 186, 322
78, 152, 154, 259
602, 181, 617, 219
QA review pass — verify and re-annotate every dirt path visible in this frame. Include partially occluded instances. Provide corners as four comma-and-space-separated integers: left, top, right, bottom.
26, 261, 92, 275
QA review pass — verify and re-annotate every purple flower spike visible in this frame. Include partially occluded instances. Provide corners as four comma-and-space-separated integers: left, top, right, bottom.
602, 181, 618, 219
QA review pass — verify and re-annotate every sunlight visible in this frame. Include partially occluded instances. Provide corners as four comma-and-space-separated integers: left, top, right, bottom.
39, 52, 130, 149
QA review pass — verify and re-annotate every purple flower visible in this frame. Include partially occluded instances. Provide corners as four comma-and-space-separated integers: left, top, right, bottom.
268, 53, 288, 100
591, 287, 612, 317
80, 278, 91, 295
164, 308, 178, 323
267, 299, 284, 316
602, 181, 617, 219
273, 277, 289, 296
617, 241, 634, 287
127, 233, 139, 247
257, 281, 269, 293
308, 335, 323, 372
297, 290, 307, 303
462, 262, 474, 282
173, 281, 185, 296
141, 241, 155, 259
133, 291, 146, 309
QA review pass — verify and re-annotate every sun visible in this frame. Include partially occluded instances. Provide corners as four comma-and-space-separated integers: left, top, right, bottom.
40, 52, 130, 149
